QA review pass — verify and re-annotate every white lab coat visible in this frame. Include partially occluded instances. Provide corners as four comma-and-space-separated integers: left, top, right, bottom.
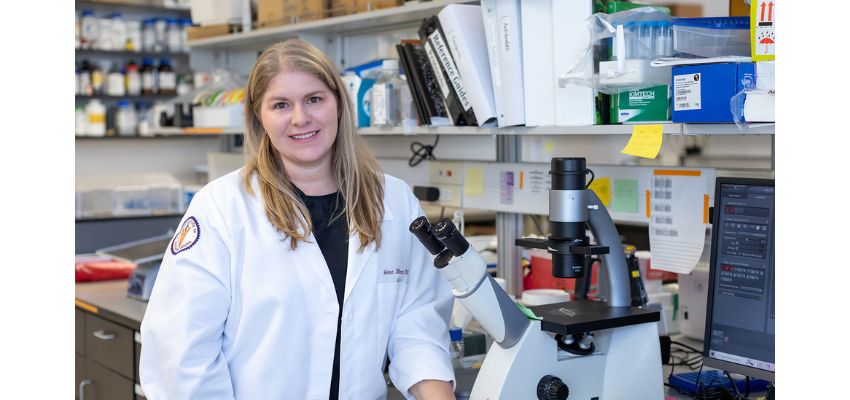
140, 170, 455, 399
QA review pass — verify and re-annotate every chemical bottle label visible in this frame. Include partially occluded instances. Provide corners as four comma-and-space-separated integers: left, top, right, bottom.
371, 84, 389, 125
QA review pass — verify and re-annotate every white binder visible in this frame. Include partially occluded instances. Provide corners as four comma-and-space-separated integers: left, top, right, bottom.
520, 0, 555, 127
481, 0, 525, 127
552, 0, 595, 126
438, 4, 498, 127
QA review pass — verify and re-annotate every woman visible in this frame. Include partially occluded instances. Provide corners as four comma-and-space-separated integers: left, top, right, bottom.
140, 39, 456, 400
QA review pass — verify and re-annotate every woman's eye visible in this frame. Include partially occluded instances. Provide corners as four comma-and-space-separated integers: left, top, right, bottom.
273, 102, 289, 110
306, 96, 321, 104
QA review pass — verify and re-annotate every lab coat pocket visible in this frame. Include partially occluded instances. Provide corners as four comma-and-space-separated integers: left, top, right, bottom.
377, 281, 406, 365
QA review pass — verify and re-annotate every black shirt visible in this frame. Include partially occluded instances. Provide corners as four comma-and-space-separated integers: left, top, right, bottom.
295, 187, 348, 400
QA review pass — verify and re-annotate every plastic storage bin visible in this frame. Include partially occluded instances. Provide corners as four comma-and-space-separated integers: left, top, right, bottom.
76, 173, 185, 218
672, 17, 750, 58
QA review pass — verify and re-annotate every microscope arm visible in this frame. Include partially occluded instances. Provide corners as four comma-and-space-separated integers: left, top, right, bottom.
435, 247, 531, 349
586, 190, 632, 308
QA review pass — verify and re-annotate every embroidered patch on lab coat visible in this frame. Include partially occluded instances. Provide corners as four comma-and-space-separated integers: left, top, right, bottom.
171, 216, 201, 255
379, 266, 409, 283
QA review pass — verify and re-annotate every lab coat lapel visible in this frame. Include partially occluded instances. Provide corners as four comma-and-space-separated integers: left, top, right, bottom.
291, 230, 337, 301
343, 207, 394, 305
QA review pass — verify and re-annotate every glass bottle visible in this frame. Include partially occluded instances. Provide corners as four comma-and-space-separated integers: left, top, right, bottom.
158, 58, 177, 95
141, 57, 157, 95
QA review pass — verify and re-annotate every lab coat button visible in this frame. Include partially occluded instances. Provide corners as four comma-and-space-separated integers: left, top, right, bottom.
346, 313, 353, 320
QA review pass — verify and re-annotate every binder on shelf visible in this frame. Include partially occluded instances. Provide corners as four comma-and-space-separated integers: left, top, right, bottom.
520, 0, 555, 126
552, 0, 594, 126
419, 15, 477, 126
396, 41, 452, 127
437, 4, 497, 127
480, 0, 525, 127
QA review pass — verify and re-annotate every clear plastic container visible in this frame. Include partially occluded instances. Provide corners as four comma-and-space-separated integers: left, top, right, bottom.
97, 16, 113, 50
106, 64, 126, 96
116, 100, 137, 136
180, 18, 192, 53
126, 20, 142, 52
672, 17, 750, 58
142, 19, 156, 52
154, 18, 168, 53
370, 59, 402, 127
80, 10, 98, 49
166, 18, 182, 53
110, 12, 127, 51
85, 99, 106, 137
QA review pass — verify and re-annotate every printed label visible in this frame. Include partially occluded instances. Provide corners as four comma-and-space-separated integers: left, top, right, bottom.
674, 73, 701, 111
500, 171, 514, 205
424, 42, 451, 99
370, 84, 389, 125
428, 31, 472, 111
159, 72, 176, 90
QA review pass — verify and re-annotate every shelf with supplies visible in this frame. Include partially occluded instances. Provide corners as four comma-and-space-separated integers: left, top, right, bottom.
75, 49, 190, 58
76, 94, 179, 101
187, 0, 476, 51
358, 123, 773, 136
75, 0, 190, 14
75, 126, 244, 139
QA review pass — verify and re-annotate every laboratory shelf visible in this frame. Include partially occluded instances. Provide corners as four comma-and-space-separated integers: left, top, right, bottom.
188, 0, 476, 50
358, 123, 773, 136
76, 94, 178, 101
681, 123, 775, 135
76, 49, 190, 58
75, 0, 190, 14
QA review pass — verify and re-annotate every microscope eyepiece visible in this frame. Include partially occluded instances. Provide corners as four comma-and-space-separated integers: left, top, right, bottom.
433, 218, 470, 257
409, 216, 446, 255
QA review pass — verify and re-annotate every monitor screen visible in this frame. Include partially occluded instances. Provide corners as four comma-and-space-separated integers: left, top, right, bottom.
703, 177, 775, 381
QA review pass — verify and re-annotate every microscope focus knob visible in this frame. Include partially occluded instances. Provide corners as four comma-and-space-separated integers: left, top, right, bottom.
536, 375, 569, 400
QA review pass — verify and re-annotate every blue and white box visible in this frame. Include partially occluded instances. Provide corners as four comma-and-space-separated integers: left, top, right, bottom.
671, 62, 755, 123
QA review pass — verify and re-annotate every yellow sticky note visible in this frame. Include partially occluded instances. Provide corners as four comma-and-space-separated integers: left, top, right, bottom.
621, 124, 663, 159
464, 167, 485, 196
588, 176, 612, 207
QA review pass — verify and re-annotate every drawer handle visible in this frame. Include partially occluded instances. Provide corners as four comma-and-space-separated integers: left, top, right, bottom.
79, 379, 91, 399
92, 330, 116, 340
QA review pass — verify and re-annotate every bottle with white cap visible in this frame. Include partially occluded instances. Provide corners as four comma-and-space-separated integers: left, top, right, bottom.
369, 59, 403, 127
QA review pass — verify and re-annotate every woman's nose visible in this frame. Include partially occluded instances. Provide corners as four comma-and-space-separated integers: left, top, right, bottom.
291, 104, 310, 126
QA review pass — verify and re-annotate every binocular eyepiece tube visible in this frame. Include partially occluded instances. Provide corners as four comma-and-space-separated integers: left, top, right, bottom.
409, 217, 470, 258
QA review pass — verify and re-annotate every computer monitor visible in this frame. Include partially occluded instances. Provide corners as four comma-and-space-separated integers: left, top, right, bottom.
703, 177, 775, 381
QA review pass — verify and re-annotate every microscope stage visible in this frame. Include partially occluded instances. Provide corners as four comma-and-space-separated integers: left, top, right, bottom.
530, 299, 660, 335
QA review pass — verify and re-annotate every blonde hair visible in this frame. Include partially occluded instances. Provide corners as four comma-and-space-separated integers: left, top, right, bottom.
242, 39, 384, 251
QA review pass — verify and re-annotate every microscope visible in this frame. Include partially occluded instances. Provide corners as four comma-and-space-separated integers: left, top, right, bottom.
410, 157, 664, 399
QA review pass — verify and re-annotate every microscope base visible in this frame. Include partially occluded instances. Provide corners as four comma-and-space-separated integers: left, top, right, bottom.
470, 320, 664, 400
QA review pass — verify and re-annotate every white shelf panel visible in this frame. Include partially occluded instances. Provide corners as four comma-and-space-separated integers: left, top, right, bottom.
134, 123, 774, 137
188, 0, 475, 50
681, 123, 774, 135
361, 123, 675, 136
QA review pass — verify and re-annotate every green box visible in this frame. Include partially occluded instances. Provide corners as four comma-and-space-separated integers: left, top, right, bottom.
594, 1, 671, 14
610, 85, 671, 123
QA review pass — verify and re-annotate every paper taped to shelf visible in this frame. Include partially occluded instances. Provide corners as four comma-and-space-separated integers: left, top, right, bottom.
648, 169, 713, 274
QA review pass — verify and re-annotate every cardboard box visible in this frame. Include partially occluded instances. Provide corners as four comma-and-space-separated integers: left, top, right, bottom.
258, 0, 328, 28
610, 85, 671, 124
186, 24, 234, 41
329, 0, 404, 17
671, 62, 755, 123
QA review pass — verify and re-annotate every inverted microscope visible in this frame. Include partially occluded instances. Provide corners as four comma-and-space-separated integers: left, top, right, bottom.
410, 157, 664, 399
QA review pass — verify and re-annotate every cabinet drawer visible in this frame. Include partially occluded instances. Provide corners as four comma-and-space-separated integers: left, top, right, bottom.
76, 309, 85, 356
84, 359, 134, 400
85, 313, 134, 379
76, 355, 85, 399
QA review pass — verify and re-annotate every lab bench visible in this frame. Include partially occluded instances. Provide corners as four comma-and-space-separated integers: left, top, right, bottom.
77, 281, 757, 400
75, 280, 147, 400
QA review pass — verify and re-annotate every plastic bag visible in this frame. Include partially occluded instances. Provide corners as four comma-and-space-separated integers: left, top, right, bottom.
561, 7, 673, 95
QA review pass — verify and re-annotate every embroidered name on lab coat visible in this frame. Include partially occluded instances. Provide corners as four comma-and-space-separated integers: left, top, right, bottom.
379, 267, 409, 283
171, 216, 201, 255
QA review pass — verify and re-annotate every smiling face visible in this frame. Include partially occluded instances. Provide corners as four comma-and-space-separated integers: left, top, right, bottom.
259, 69, 339, 175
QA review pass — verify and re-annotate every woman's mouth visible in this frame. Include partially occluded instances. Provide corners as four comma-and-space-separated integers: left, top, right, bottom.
291, 130, 318, 140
